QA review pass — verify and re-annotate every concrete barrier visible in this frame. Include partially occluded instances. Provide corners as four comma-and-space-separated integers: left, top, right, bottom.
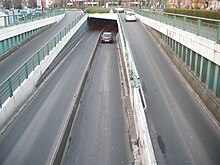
51, 30, 102, 165
0, 14, 88, 132
137, 14, 220, 66
117, 14, 157, 165
133, 88, 157, 165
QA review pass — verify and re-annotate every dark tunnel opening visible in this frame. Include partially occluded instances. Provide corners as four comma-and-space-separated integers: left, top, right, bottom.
88, 17, 118, 33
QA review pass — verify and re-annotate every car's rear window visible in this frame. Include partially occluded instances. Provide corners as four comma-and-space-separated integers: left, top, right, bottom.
103, 33, 112, 37
127, 13, 135, 16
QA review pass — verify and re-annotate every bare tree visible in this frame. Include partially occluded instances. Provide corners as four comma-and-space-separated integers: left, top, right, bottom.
27, 0, 37, 8
3, 0, 12, 9
54, 0, 65, 7
11, 0, 22, 8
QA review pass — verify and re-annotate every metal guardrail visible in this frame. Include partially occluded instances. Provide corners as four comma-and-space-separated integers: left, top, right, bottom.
117, 13, 140, 88
117, 13, 147, 110
117, 13, 153, 164
0, 12, 86, 108
135, 9, 220, 43
0, 8, 65, 28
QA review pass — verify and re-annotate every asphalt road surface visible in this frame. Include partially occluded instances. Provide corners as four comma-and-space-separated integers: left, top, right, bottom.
0, 10, 80, 84
121, 15, 220, 165
0, 30, 100, 165
61, 35, 134, 165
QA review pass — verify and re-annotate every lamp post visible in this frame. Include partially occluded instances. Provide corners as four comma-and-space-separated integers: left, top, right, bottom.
41, 0, 44, 16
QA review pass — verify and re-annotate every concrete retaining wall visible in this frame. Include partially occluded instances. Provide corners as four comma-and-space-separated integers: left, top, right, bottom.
0, 14, 65, 41
0, 15, 88, 131
137, 15, 220, 66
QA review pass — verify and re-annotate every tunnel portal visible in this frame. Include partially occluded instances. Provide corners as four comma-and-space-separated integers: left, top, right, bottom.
88, 17, 118, 33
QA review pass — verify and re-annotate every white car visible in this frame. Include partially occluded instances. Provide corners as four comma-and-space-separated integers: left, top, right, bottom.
125, 12, 137, 22
115, 6, 124, 13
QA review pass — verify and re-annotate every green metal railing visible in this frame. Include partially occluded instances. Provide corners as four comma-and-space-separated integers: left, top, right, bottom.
0, 8, 65, 28
118, 13, 147, 110
0, 12, 87, 108
135, 9, 220, 43
117, 13, 140, 88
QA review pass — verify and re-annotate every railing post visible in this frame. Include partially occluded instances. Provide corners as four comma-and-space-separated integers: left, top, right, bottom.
197, 19, 201, 36
217, 23, 220, 44
0, 87, 2, 108
25, 63, 28, 79
183, 17, 186, 31
18, 73, 21, 86
165, 14, 167, 24
173, 15, 176, 27
0, 97, 2, 108
4, 16, 7, 28
13, 14, 16, 25
7, 16, 10, 26
32, 58, 35, 71
46, 43, 49, 54
8, 78, 13, 97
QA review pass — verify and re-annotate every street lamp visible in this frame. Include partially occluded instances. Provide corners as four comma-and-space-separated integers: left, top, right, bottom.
41, 0, 44, 15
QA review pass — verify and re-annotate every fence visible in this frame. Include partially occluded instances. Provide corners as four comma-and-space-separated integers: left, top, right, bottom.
0, 8, 65, 28
135, 9, 220, 43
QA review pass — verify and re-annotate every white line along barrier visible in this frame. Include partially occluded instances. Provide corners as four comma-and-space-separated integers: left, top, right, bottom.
134, 87, 157, 165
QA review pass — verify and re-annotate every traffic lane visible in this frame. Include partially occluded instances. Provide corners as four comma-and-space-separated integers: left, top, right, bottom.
0, 30, 100, 165
0, 10, 80, 84
122, 18, 220, 164
62, 39, 133, 165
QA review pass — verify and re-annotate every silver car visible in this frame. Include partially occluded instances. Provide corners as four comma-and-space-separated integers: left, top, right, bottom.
125, 12, 137, 22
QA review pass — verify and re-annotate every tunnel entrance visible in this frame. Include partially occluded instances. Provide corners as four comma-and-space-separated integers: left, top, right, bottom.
88, 17, 118, 33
